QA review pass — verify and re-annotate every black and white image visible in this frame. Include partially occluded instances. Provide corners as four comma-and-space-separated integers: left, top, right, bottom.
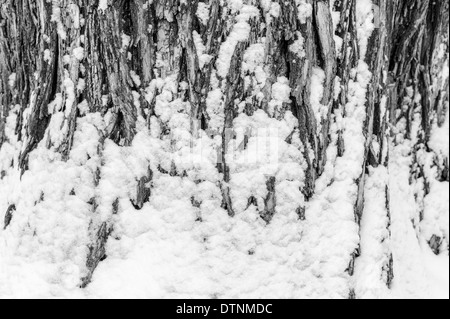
0, 0, 448, 299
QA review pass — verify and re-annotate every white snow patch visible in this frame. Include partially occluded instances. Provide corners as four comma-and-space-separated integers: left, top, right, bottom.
98, 0, 108, 12
73, 47, 84, 61
295, 0, 313, 24
216, 5, 259, 78
289, 32, 306, 58
196, 2, 210, 26
193, 31, 213, 69
429, 106, 449, 159
356, 0, 375, 57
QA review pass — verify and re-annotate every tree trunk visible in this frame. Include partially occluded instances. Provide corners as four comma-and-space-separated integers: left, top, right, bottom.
0, 0, 448, 298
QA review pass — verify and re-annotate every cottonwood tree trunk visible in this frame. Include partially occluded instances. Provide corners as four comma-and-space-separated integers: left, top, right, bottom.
0, 0, 448, 298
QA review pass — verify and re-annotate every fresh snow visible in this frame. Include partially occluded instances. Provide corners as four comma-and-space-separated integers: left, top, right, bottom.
0, 0, 448, 300
216, 5, 259, 78
98, 0, 108, 12
196, 2, 210, 26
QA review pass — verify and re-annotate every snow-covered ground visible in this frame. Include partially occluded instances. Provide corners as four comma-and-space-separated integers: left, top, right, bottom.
0, 110, 448, 299
0, 0, 448, 299
388, 144, 449, 299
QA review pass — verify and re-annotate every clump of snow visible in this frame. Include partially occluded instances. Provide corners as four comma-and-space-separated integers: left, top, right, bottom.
259, 0, 271, 13
193, 31, 213, 69
268, 77, 291, 116
63, 77, 76, 116
51, 3, 67, 40
289, 32, 306, 58
130, 71, 142, 87
196, 2, 210, 26
354, 166, 392, 298
73, 47, 84, 61
271, 77, 291, 103
243, 43, 265, 74
429, 105, 449, 159
206, 88, 224, 133
121, 34, 131, 50
8, 73, 16, 88
356, 0, 375, 58
227, 0, 244, 14
0, 0, 448, 301
422, 181, 449, 251
269, 2, 281, 18
0, 113, 109, 296
310, 67, 327, 130
296, 0, 313, 24
44, 50, 52, 63
63, 54, 71, 65
243, 42, 267, 87
151, 75, 187, 124
77, 78, 86, 93
77, 100, 89, 116
389, 140, 449, 299
216, 5, 259, 78
98, 0, 108, 12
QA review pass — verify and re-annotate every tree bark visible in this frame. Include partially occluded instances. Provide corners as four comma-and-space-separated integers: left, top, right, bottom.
0, 0, 448, 297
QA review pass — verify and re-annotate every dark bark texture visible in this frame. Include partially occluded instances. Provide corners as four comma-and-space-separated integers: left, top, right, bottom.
0, 0, 448, 297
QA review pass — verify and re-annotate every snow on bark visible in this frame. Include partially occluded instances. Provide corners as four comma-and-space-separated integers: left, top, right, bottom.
0, 0, 448, 298
354, 166, 392, 298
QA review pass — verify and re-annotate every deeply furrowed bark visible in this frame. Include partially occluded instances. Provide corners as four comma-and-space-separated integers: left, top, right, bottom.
0, 0, 448, 295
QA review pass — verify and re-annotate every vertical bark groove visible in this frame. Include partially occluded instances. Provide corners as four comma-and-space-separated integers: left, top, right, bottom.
0, 0, 448, 297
